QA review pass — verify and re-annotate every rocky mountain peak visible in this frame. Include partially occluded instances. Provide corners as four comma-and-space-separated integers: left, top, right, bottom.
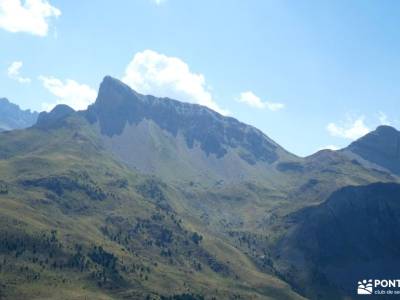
346, 125, 400, 175
36, 104, 75, 128
86, 76, 286, 164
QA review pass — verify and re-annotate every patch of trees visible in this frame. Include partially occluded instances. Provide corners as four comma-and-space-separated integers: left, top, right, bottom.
89, 246, 117, 270
160, 294, 204, 300
191, 232, 202, 245
120, 262, 150, 279
20, 171, 106, 201
136, 178, 170, 210
0, 225, 134, 292
0, 229, 100, 286
108, 178, 128, 189
101, 214, 229, 276
0, 181, 8, 194
228, 230, 274, 272
67, 251, 90, 271
87, 245, 128, 289
0, 229, 62, 257
204, 253, 229, 275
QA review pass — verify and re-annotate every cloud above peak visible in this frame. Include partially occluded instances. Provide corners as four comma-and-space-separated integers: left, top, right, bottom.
151, 0, 166, 5
378, 111, 392, 126
237, 91, 285, 111
39, 76, 97, 111
7, 61, 31, 83
0, 0, 61, 36
122, 50, 229, 115
327, 116, 370, 140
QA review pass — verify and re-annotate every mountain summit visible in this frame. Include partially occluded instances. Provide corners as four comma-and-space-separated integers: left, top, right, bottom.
344, 125, 400, 175
85, 76, 295, 182
36, 104, 75, 128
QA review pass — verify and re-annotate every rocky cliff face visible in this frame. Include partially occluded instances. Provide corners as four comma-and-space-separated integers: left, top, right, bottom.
84, 76, 295, 182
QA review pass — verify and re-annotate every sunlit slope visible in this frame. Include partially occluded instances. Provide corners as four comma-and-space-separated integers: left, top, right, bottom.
0, 112, 303, 300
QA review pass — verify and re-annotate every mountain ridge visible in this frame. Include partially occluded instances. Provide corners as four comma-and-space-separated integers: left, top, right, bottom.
86, 76, 291, 161
0, 97, 39, 131
82, 76, 298, 183
1, 76, 399, 299
343, 125, 400, 175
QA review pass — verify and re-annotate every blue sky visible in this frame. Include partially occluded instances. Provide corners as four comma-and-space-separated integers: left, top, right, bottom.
1, 0, 400, 156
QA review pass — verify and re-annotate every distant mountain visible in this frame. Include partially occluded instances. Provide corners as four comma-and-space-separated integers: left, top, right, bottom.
0, 98, 38, 131
343, 125, 400, 175
36, 104, 75, 128
84, 76, 296, 183
274, 182, 400, 299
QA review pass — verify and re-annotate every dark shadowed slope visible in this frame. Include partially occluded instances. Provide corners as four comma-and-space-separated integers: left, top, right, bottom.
274, 182, 400, 299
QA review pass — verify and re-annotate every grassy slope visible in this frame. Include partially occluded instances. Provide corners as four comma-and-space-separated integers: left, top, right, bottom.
0, 112, 395, 300
0, 115, 303, 300
165, 148, 399, 298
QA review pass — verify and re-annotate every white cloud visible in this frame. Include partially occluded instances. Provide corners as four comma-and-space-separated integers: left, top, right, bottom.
265, 101, 285, 111
327, 116, 370, 140
317, 145, 340, 151
378, 111, 391, 126
39, 76, 97, 111
122, 50, 229, 115
237, 91, 285, 111
151, 0, 166, 4
0, 0, 61, 36
7, 61, 31, 83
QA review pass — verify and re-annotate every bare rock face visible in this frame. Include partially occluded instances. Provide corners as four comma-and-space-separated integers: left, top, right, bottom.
84, 76, 293, 182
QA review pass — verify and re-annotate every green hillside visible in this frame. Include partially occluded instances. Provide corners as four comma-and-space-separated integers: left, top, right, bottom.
0, 113, 303, 300
0, 79, 399, 300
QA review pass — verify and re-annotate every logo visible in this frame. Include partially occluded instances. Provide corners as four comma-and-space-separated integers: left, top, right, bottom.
356, 279, 400, 296
358, 279, 373, 295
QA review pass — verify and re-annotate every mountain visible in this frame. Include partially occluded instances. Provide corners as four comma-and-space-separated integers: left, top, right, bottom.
0, 76, 399, 300
0, 104, 303, 299
36, 104, 75, 128
343, 125, 400, 175
80, 78, 400, 300
82, 77, 395, 195
0, 98, 38, 131
80, 77, 398, 244
84, 76, 296, 184
274, 182, 400, 299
